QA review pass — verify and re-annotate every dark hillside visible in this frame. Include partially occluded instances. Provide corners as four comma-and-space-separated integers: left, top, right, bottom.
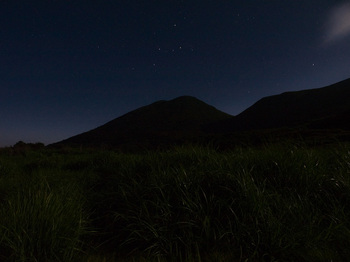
51, 78, 350, 149
220, 78, 350, 131
53, 96, 232, 149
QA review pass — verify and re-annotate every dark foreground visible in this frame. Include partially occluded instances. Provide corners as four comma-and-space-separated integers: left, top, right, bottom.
0, 141, 350, 261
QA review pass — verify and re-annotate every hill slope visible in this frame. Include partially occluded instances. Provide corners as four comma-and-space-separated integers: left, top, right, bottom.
54, 96, 232, 148
217, 78, 350, 132
52, 78, 350, 149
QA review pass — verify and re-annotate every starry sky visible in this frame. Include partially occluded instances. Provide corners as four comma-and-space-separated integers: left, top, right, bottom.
1, 1, 350, 147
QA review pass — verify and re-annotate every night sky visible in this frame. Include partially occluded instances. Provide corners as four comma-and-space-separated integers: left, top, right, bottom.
1, 1, 350, 147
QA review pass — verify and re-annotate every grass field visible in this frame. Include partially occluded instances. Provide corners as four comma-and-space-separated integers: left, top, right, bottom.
0, 141, 350, 261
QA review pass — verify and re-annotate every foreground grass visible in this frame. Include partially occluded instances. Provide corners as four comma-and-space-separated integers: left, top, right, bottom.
0, 142, 350, 261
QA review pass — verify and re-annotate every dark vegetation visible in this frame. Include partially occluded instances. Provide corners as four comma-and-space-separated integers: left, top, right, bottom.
1, 140, 350, 261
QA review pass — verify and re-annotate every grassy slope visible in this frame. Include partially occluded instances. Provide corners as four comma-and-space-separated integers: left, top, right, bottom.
0, 142, 350, 261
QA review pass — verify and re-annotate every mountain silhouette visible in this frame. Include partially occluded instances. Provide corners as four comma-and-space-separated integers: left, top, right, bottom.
53, 78, 350, 149
53, 96, 232, 149
213, 78, 350, 132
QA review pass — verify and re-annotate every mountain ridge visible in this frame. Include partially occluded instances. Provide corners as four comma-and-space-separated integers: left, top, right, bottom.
211, 78, 350, 132
53, 96, 232, 148
52, 78, 350, 149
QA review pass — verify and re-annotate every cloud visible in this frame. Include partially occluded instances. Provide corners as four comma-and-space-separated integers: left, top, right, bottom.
324, 2, 350, 45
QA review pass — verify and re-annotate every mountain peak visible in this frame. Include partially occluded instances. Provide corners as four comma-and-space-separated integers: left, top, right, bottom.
53, 96, 232, 148
51, 78, 350, 149
170, 95, 201, 102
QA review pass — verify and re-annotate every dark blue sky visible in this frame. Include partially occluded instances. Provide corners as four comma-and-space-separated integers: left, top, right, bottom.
1, 1, 350, 146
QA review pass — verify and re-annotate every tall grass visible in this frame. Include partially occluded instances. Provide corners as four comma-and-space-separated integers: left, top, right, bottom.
0, 151, 89, 262
0, 143, 350, 261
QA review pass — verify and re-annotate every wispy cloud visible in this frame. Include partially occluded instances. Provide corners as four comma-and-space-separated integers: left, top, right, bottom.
324, 2, 350, 45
